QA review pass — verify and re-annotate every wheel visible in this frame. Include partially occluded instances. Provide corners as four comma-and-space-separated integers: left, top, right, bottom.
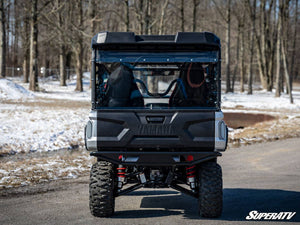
89, 160, 115, 217
198, 161, 223, 218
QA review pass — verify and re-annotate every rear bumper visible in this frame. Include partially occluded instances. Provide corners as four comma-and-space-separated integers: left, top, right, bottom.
90, 151, 221, 166
85, 110, 228, 152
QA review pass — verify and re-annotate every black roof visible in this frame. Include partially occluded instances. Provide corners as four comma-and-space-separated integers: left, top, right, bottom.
91, 32, 220, 50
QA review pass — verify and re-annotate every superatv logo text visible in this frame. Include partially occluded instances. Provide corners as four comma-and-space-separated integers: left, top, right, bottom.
246, 210, 296, 220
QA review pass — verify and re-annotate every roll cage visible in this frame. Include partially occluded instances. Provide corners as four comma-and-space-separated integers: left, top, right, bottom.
90, 32, 222, 110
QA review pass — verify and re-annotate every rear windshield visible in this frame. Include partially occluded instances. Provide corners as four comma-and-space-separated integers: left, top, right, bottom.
93, 51, 220, 109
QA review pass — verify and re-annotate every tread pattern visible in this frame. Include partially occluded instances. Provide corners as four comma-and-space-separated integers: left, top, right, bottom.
198, 162, 223, 218
89, 161, 115, 217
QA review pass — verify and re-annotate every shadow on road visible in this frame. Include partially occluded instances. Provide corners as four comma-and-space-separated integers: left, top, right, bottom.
222, 188, 300, 222
112, 188, 300, 222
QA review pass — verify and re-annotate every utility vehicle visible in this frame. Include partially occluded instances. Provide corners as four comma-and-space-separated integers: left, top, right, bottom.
85, 31, 228, 218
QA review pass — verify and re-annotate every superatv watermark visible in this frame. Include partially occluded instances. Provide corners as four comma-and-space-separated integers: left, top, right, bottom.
246, 210, 296, 220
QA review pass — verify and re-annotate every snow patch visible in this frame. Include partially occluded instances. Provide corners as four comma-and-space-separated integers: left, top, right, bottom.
222, 90, 300, 111
0, 107, 88, 154
0, 79, 35, 100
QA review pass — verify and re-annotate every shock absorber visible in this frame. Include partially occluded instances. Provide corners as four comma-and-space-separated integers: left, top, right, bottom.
117, 164, 126, 189
186, 165, 196, 190
186, 155, 196, 191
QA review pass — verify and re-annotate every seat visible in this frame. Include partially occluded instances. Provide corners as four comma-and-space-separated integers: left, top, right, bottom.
169, 63, 208, 107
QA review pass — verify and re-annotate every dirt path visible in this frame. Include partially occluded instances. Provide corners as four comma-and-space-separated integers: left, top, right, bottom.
1, 98, 90, 109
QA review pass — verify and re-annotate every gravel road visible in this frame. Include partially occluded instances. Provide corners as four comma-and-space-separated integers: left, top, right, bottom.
1, 138, 300, 225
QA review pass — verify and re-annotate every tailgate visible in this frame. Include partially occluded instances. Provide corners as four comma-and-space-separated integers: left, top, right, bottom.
86, 110, 216, 151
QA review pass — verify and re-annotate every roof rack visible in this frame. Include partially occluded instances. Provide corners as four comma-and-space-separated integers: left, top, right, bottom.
91, 32, 220, 49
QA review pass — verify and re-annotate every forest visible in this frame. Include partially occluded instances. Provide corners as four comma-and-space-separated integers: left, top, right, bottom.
0, 0, 299, 103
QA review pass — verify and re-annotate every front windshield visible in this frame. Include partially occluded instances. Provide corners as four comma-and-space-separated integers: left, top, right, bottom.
93, 51, 220, 109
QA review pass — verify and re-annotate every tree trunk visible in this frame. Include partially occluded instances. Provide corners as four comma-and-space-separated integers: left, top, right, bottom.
279, 0, 293, 103
88, 0, 96, 33
22, 9, 30, 83
5, 0, 8, 67
13, 0, 19, 67
75, 45, 83, 92
23, 52, 29, 83
289, 0, 297, 91
260, 0, 267, 88
139, 0, 144, 34
56, 0, 66, 86
59, 44, 66, 86
240, 13, 246, 93
145, 0, 151, 34
125, 0, 129, 32
267, 1, 275, 92
29, 0, 39, 91
158, 0, 168, 35
74, 0, 83, 91
254, 0, 276, 91
289, 0, 298, 92
0, 0, 6, 78
88, 0, 95, 88
44, 47, 50, 78
180, 0, 184, 32
192, 0, 197, 32
232, 20, 241, 93
281, 38, 293, 103
65, 51, 72, 80
280, 66, 284, 93
248, 0, 256, 95
275, 0, 282, 97
225, 0, 231, 93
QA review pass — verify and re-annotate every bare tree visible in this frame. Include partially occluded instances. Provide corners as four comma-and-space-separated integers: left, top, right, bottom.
232, 0, 245, 92
41, 1, 71, 86
4, 0, 8, 65
2, 0, 298, 101
225, 0, 231, 93
180, 0, 184, 32
212, 0, 232, 93
88, 0, 96, 88
231, 19, 242, 93
58, 2, 67, 87
280, 0, 293, 103
233, 2, 248, 93
0, 0, 7, 78
12, 0, 19, 68
22, 22, 30, 83
134, 0, 145, 34
247, 0, 257, 95
28, 0, 50, 91
18, 1, 30, 83
240, 8, 247, 92
158, 0, 169, 35
275, 0, 282, 97
29, 0, 39, 91
192, 0, 199, 32
124, 0, 130, 32
254, 0, 276, 91
281, 38, 293, 103
73, 0, 84, 92
289, 0, 298, 90
145, 0, 152, 34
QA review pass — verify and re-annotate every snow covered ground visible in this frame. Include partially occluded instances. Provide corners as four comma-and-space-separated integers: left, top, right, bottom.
0, 77, 93, 188
0, 79, 35, 100
0, 106, 87, 154
3, 74, 91, 102
222, 90, 300, 112
0, 77, 90, 155
0, 76, 300, 189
